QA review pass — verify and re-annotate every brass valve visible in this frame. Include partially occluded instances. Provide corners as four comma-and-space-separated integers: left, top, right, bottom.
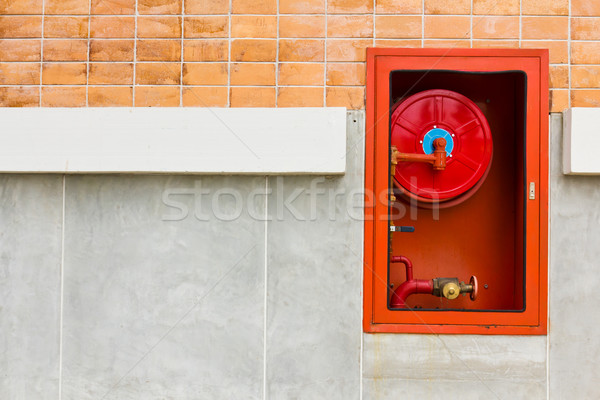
433, 276, 478, 301
442, 282, 460, 300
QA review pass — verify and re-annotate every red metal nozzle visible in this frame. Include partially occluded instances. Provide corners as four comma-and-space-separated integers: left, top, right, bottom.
393, 138, 447, 172
432, 138, 447, 171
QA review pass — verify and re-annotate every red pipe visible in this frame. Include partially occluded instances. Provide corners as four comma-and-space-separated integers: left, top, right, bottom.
390, 255, 413, 281
390, 256, 434, 308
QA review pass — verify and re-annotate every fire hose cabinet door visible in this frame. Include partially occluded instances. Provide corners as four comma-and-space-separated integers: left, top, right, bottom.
364, 48, 549, 335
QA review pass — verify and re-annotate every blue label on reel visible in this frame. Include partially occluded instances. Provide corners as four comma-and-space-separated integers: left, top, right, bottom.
422, 128, 454, 156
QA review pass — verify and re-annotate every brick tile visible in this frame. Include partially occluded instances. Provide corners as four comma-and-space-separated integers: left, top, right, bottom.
279, 16, 325, 38
571, 42, 600, 64
184, 17, 229, 38
182, 87, 228, 107
138, 0, 181, 14
549, 65, 568, 88
571, 66, 600, 88
425, 0, 470, 14
42, 63, 87, 85
326, 86, 364, 109
473, 0, 519, 15
326, 39, 370, 61
138, 17, 182, 38
137, 39, 181, 61
425, 16, 471, 39
45, 0, 88, 14
230, 87, 276, 107
44, 17, 88, 38
0, 17, 42, 38
136, 63, 181, 85
231, 39, 277, 62
0, 0, 43, 14
230, 63, 276, 85
135, 86, 180, 106
472, 40, 519, 48
521, 40, 568, 64
280, 0, 324, 13
375, 16, 421, 39
88, 86, 133, 106
375, 0, 421, 14
183, 39, 228, 61
522, 17, 568, 40
231, 16, 277, 38
278, 63, 324, 86
472, 16, 519, 39
572, 0, 600, 16
279, 39, 324, 62
522, 0, 568, 15
182, 63, 228, 85
374, 39, 421, 48
571, 90, 600, 107
550, 89, 568, 112
0, 63, 39, 84
328, 0, 372, 14
327, 16, 373, 38
572, 18, 600, 40
43, 39, 88, 61
90, 17, 135, 38
0, 86, 39, 107
91, 0, 136, 14
232, 0, 276, 14
89, 63, 133, 85
424, 39, 471, 48
0, 40, 41, 61
185, 0, 229, 14
327, 63, 365, 86
277, 87, 323, 107
90, 39, 134, 61
42, 86, 86, 107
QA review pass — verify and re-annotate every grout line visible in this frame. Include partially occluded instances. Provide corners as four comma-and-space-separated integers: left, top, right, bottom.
57, 175, 65, 400
470, 0, 473, 48
275, 1, 280, 106
568, 0, 572, 108
180, 1, 184, 106
6, 12, 590, 17
0, 36, 585, 42
323, 0, 328, 106
39, 0, 45, 106
86, 0, 91, 106
227, 0, 232, 106
421, 0, 425, 47
132, 0, 138, 105
263, 176, 268, 400
372, 0, 375, 48
519, 0, 522, 48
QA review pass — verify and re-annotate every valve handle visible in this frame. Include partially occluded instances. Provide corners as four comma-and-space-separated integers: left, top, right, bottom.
469, 275, 478, 301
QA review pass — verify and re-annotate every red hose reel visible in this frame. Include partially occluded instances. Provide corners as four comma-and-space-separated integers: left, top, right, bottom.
391, 89, 493, 207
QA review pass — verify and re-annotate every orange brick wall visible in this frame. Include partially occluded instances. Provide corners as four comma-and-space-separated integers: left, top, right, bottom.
0, 0, 598, 111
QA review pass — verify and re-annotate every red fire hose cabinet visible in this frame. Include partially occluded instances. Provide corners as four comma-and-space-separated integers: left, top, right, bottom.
364, 48, 549, 335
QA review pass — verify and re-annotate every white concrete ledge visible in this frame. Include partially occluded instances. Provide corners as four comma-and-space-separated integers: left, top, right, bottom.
0, 108, 347, 174
563, 107, 600, 175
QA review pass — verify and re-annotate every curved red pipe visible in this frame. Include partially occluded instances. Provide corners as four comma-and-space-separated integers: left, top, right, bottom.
390, 255, 413, 281
390, 279, 434, 308
389, 256, 433, 308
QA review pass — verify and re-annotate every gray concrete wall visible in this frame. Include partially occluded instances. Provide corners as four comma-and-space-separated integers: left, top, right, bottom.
549, 114, 600, 399
0, 111, 599, 399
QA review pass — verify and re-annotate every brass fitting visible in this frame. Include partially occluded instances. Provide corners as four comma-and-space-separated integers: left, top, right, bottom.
432, 276, 478, 301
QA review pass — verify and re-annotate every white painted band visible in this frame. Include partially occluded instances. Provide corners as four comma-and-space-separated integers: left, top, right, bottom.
563, 107, 600, 175
0, 107, 347, 175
